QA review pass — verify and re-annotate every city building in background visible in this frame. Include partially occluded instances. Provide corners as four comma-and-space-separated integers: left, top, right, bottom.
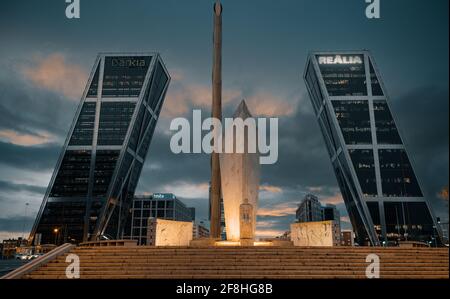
29, 53, 170, 245
1, 238, 27, 259
304, 51, 442, 246
277, 231, 291, 241
322, 204, 340, 222
193, 221, 210, 239
124, 193, 195, 245
322, 204, 341, 243
322, 204, 341, 240
296, 194, 323, 223
295, 195, 342, 244
341, 230, 355, 246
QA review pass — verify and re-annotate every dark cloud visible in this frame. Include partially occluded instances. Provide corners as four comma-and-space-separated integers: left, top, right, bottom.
0, 141, 60, 171
390, 86, 449, 219
0, 180, 45, 194
260, 95, 337, 190
0, 64, 78, 139
0, 215, 34, 232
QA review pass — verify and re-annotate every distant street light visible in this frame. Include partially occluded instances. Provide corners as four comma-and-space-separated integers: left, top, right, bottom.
53, 228, 59, 245
21, 203, 30, 239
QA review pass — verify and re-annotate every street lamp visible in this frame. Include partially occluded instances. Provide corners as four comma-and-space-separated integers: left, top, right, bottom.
22, 202, 30, 239
53, 228, 59, 245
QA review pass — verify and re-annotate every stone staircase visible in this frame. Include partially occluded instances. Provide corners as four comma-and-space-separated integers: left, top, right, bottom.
23, 246, 449, 279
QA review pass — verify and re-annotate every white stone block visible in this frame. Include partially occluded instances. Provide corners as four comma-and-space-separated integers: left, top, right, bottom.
290, 220, 337, 247
147, 218, 193, 246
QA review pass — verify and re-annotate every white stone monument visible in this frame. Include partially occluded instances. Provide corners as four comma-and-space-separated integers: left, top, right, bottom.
220, 100, 260, 241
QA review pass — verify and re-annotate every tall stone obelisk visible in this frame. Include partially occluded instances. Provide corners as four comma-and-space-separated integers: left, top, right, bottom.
210, 1, 223, 239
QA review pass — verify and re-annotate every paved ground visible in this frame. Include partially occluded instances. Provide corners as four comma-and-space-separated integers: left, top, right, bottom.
0, 259, 29, 276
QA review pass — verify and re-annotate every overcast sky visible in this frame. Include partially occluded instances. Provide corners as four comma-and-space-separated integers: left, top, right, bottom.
0, 0, 448, 241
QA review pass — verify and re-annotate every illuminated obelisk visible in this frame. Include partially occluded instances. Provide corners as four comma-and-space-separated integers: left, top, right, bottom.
210, 1, 223, 239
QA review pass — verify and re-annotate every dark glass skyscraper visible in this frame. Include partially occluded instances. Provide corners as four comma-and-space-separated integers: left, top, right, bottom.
124, 193, 195, 245
29, 53, 170, 245
304, 51, 442, 246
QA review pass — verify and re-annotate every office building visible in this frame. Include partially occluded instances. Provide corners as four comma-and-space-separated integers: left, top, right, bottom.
193, 221, 210, 239
296, 194, 323, 223
1, 238, 28, 259
341, 230, 355, 246
322, 204, 340, 222
322, 204, 342, 244
304, 51, 442, 246
29, 53, 170, 245
124, 193, 195, 245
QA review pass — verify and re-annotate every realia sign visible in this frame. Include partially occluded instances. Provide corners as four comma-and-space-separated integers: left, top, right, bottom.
318, 55, 363, 65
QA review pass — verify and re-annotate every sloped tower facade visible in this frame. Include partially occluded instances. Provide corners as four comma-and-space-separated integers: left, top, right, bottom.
29, 53, 170, 244
304, 51, 442, 246
220, 100, 260, 241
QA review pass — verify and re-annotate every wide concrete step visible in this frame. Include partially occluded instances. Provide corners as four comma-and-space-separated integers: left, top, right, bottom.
70, 253, 449, 258
28, 271, 449, 278
64, 257, 448, 263
24, 273, 448, 279
21, 246, 449, 279
41, 261, 448, 267
74, 249, 449, 255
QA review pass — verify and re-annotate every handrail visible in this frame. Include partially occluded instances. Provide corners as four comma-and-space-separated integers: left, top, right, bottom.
1, 243, 75, 279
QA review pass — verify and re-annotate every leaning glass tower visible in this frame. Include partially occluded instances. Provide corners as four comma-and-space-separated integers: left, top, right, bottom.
304, 51, 442, 246
29, 53, 170, 244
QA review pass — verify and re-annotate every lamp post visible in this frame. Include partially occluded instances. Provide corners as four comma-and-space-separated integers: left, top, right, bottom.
21, 203, 29, 239
53, 228, 59, 245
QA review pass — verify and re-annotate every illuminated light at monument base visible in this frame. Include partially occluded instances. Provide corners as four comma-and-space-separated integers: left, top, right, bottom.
214, 241, 274, 247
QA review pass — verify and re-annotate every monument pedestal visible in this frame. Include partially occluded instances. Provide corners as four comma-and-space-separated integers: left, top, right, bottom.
190, 238, 221, 247
240, 239, 254, 247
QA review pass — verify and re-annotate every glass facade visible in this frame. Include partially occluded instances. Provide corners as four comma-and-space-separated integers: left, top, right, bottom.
124, 194, 195, 245
92, 150, 120, 196
35, 201, 86, 245
332, 100, 372, 145
373, 100, 402, 144
87, 64, 100, 98
49, 150, 91, 197
102, 56, 151, 97
295, 194, 322, 223
304, 62, 324, 113
316, 54, 367, 96
369, 59, 383, 96
69, 102, 96, 146
30, 53, 170, 245
98, 102, 136, 146
304, 51, 441, 246
384, 202, 435, 244
366, 202, 382, 241
379, 149, 423, 197
348, 149, 377, 196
